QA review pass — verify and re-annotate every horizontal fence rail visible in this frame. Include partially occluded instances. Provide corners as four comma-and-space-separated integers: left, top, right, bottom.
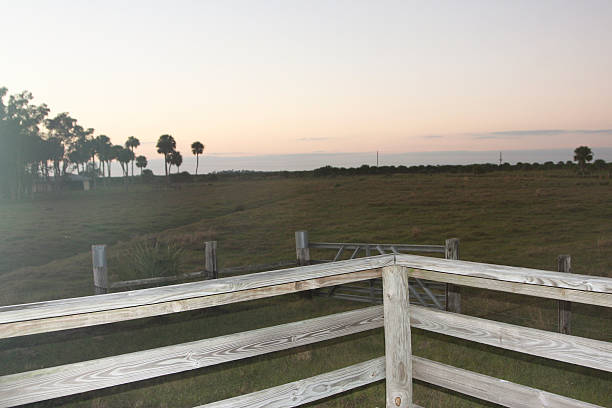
4, 303, 609, 406
0, 256, 392, 339
397, 254, 612, 307
1, 254, 610, 407
0, 307, 384, 407
110, 260, 298, 289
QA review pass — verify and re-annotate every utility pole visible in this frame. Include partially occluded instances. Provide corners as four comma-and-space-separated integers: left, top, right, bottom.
499, 152, 502, 166
376, 151, 379, 167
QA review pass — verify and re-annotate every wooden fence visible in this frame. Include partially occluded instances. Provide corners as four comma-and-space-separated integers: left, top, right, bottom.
93, 232, 578, 334
1, 254, 610, 407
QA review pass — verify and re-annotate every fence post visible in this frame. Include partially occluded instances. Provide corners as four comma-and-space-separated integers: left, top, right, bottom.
205, 241, 218, 279
295, 231, 310, 266
92, 245, 108, 294
558, 255, 572, 334
445, 238, 460, 313
382, 265, 413, 408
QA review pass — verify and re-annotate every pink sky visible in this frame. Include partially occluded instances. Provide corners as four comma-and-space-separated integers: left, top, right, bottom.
2, 0, 611, 159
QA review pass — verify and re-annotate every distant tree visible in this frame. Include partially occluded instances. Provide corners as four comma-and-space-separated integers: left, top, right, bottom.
46, 137, 64, 180
69, 126, 94, 173
109, 144, 123, 177
125, 136, 140, 176
117, 147, 134, 178
156, 134, 176, 177
45, 113, 77, 175
593, 159, 606, 170
191, 141, 204, 175
1, 88, 50, 198
169, 150, 183, 173
95, 135, 111, 177
135, 155, 147, 174
573, 146, 593, 175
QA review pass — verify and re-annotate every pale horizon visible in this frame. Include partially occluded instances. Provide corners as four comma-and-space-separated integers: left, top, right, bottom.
2, 0, 612, 160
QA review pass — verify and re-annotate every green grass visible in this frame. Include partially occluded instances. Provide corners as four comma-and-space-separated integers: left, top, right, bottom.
0, 172, 611, 407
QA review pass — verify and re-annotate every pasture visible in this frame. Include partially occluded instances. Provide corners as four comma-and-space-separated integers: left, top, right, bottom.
0, 171, 611, 407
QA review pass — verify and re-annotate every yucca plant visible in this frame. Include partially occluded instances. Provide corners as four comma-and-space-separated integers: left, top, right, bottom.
131, 240, 183, 278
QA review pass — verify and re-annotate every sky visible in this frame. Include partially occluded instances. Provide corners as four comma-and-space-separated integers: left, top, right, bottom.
2, 0, 612, 166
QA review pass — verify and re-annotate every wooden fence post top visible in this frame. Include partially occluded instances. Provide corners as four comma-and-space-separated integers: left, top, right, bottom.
557, 255, 571, 273
444, 238, 459, 260
91, 245, 108, 294
91, 245, 107, 267
205, 241, 218, 279
295, 231, 309, 249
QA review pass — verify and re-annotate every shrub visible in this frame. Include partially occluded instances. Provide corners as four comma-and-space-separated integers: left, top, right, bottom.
131, 240, 183, 278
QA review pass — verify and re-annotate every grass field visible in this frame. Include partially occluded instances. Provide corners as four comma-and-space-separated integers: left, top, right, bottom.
1, 172, 611, 407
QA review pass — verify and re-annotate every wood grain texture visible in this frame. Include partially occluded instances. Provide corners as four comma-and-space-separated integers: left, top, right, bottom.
0, 268, 383, 339
198, 355, 600, 408
408, 268, 612, 307
382, 265, 413, 408
412, 356, 603, 408
309, 242, 445, 253
395, 254, 612, 294
198, 357, 386, 408
0, 255, 394, 326
409, 305, 612, 372
0, 307, 384, 407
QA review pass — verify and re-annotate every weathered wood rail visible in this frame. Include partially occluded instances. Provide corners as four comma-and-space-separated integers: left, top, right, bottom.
2, 254, 610, 407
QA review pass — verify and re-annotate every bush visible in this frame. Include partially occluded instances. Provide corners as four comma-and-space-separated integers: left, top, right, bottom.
142, 169, 154, 181
131, 240, 183, 278
169, 171, 192, 183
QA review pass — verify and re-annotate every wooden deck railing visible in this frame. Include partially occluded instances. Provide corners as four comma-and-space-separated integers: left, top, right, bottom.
1, 254, 610, 407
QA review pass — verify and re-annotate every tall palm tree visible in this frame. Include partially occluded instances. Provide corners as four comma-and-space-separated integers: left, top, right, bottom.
156, 134, 176, 177
573, 146, 593, 175
191, 141, 204, 175
135, 155, 147, 175
125, 136, 140, 176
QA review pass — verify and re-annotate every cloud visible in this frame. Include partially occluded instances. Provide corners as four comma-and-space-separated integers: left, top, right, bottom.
470, 129, 612, 140
296, 137, 335, 142
423, 134, 444, 139
208, 152, 247, 156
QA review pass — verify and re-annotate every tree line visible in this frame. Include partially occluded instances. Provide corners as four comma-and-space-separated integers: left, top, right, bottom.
312, 146, 608, 177
0, 87, 205, 199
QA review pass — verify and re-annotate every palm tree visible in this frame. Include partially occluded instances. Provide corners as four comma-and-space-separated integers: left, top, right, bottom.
169, 150, 183, 173
95, 135, 111, 177
117, 147, 134, 178
109, 145, 123, 177
191, 141, 204, 175
135, 155, 148, 175
125, 136, 140, 176
156, 134, 176, 177
573, 146, 593, 175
